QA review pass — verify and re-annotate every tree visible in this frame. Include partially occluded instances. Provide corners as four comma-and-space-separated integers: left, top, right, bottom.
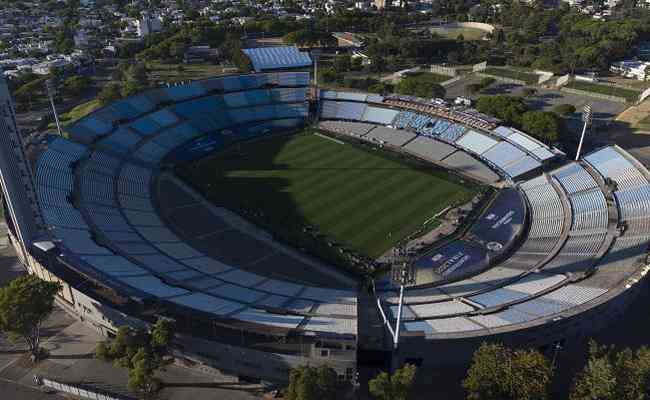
570, 342, 617, 400
368, 364, 417, 400
613, 347, 650, 400
464, 343, 553, 400
0, 275, 61, 359
285, 365, 338, 400
98, 82, 123, 104
396, 74, 446, 99
49, 66, 65, 81
95, 341, 110, 361
128, 348, 161, 397
510, 348, 554, 400
126, 63, 148, 84
320, 67, 340, 84
351, 57, 363, 71
121, 79, 147, 98
368, 82, 394, 94
63, 75, 91, 96
333, 54, 352, 73
570, 342, 650, 400
151, 318, 174, 349
463, 343, 511, 400
475, 95, 529, 126
97, 319, 175, 396
520, 111, 559, 143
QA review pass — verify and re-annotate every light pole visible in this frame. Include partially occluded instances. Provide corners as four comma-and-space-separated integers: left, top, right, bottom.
390, 254, 416, 350
45, 79, 63, 137
575, 104, 592, 161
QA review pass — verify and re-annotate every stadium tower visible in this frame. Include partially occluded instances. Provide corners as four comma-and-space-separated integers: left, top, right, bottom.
0, 72, 44, 264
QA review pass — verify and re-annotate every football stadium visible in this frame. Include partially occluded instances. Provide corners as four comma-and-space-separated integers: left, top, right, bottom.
1, 64, 650, 384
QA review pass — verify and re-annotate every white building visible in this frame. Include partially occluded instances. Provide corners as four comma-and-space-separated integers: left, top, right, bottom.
561, 0, 583, 6
136, 13, 162, 38
354, 1, 370, 9
610, 60, 650, 81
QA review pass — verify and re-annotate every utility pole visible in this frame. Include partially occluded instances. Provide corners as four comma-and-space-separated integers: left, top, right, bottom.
575, 103, 592, 161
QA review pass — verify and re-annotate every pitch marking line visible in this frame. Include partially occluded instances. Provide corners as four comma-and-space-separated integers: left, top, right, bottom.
314, 132, 344, 145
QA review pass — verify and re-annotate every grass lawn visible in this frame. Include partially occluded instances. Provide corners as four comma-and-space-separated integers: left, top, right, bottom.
146, 62, 228, 83
402, 72, 450, 84
177, 130, 477, 259
566, 81, 641, 102
483, 67, 539, 84
430, 26, 487, 41
48, 98, 101, 130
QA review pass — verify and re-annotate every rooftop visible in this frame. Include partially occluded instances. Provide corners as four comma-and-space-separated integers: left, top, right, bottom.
243, 46, 312, 72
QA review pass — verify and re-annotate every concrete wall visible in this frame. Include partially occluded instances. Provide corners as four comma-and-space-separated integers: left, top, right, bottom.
476, 72, 526, 86
560, 87, 629, 104
441, 76, 462, 87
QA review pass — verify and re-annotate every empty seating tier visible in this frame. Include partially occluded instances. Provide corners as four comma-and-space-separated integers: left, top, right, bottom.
319, 91, 560, 181
32, 78, 650, 347
378, 147, 650, 338
36, 73, 357, 339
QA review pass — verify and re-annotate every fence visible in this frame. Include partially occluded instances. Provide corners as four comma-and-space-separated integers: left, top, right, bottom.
38, 377, 133, 400
429, 64, 457, 77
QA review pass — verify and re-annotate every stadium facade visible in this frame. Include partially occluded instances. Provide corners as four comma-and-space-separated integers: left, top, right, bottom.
1, 70, 649, 384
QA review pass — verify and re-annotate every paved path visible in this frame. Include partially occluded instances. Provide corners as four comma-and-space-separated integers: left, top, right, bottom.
615, 98, 650, 128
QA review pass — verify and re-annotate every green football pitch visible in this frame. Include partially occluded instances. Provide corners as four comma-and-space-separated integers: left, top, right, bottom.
177, 131, 478, 259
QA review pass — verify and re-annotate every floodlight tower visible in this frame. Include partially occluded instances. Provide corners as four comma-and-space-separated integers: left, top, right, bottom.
45, 79, 63, 137
390, 252, 416, 350
575, 104, 593, 161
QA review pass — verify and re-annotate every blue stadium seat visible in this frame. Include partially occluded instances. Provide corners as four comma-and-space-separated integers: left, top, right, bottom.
165, 82, 207, 102
125, 94, 155, 114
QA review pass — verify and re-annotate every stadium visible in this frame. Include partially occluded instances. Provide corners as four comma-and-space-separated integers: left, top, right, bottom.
1, 65, 649, 385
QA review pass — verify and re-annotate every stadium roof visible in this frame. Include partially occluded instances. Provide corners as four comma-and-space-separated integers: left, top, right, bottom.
243, 46, 312, 72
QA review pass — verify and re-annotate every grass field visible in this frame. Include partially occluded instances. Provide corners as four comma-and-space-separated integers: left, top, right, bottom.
178, 131, 477, 260
146, 62, 228, 83
49, 99, 101, 130
430, 26, 487, 41
482, 67, 539, 84
566, 81, 641, 102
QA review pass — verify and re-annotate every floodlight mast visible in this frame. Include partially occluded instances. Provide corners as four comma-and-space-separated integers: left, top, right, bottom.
392, 257, 415, 350
46, 79, 63, 137
393, 284, 404, 349
575, 104, 593, 161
